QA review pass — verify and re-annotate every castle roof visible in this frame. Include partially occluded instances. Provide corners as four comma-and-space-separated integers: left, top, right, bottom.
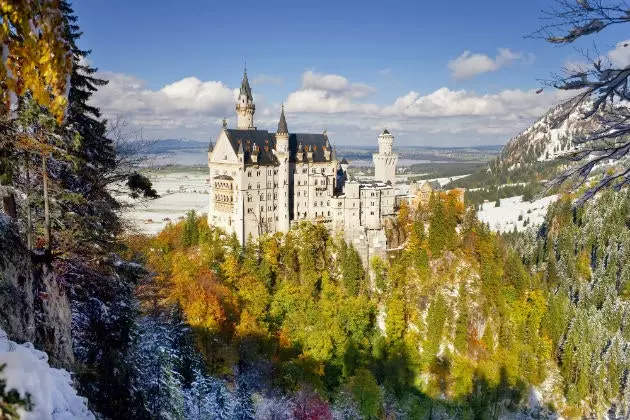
277, 105, 288, 134
223, 129, 333, 166
240, 70, 253, 101
340, 158, 349, 165
382, 129, 390, 135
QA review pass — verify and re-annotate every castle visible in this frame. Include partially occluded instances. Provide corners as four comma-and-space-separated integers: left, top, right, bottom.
207, 69, 398, 261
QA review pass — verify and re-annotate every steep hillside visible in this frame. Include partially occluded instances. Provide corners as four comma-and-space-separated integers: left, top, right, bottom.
491, 100, 599, 174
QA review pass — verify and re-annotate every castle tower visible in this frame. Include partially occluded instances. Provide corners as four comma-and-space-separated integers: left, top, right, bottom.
236, 68, 255, 129
275, 105, 290, 233
372, 129, 398, 186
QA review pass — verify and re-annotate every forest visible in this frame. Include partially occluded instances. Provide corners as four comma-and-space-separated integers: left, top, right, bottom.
119, 190, 630, 418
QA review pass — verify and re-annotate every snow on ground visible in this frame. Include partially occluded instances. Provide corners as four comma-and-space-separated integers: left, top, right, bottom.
395, 174, 470, 195
0, 328, 94, 420
121, 169, 210, 235
477, 195, 558, 233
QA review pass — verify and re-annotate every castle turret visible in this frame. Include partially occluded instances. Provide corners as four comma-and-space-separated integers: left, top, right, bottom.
275, 105, 290, 233
373, 129, 398, 186
236, 68, 255, 129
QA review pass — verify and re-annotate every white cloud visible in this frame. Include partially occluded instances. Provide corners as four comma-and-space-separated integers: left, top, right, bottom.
448, 48, 530, 80
89, 69, 567, 146
379, 68, 392, 76
608, 39, 630, 67
252, 74, 283, 85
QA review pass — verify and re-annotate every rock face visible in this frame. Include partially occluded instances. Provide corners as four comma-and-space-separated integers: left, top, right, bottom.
0, 214, 74, 369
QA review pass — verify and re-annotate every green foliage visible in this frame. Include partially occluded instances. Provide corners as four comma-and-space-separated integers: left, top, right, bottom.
0, 364, 32, 419
348, 368, 382, 419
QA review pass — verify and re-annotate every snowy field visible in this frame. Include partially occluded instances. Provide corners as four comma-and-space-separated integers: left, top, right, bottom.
122, 168, 209, 235
477, 195, 558, 233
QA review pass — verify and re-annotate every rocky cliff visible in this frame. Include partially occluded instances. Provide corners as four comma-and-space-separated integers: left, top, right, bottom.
0, 213, 74, 369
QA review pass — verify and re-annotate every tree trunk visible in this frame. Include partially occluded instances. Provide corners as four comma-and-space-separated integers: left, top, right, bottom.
25, 161, 32, 250
42, 155, 51, 253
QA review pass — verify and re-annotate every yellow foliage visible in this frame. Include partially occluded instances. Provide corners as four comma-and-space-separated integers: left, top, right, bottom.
1, 0, 72, 122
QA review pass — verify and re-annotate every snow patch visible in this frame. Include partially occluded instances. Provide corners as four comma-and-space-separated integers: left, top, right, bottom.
477, 195, 558, 233
0, 328, 94, 420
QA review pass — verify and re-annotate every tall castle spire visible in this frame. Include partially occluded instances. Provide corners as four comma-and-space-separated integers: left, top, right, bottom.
236, 66, 255, 129
277, 103, 288, 134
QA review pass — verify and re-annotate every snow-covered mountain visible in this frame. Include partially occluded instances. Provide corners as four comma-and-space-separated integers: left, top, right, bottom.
491, 100, 600, 173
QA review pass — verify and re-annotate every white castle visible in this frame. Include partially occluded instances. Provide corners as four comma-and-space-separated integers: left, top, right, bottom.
207, 69, 398, 261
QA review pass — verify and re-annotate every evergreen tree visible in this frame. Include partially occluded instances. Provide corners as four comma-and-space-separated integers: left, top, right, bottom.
428, 198, 446, 256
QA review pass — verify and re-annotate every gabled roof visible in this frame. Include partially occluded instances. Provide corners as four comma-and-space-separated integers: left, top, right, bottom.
382, 129, 390, 135
340, 158, 349, 165
221, 129, 334, 166
289, 133, 332, 163
224, 129, 278, 166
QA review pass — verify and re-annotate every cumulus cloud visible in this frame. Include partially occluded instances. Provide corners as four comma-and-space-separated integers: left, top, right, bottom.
448, 48, 530, 80
89, 69, 567, 146
285, 70, 378, 114
89, 72, 237, 138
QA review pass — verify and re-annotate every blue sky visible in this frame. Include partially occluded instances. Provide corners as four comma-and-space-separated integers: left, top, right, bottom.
73, 0, 630, 146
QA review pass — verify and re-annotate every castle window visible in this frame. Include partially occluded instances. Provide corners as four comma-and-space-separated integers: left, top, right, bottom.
328, 211, 330, 216
248, 184, 252, 190
314, 202, 317, 207
314, 180, 318, 186
327, 201, 330, 206
223, 154, 227, 160
297, 203, 300, 208
268, 206, 271, 211
248, 171, 251, 177
321, 168, 325, 173
260, 206, 264, 212
257, 171, 261, 176
257, 183, 260, 189
274, 193, 277, 199
268, 170, 271, 175
260, 194, 264, 201
297, 191, 300, 197
370, 211, 374, 215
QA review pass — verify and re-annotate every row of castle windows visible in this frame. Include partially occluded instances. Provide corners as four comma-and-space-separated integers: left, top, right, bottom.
214, 181, 233, 189
247, 205, 277, 214
246, 193, 278, 202
247, 169, 278, 177
214, 194, 233, 203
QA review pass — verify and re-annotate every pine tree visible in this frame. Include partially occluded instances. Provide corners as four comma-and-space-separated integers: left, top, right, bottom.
232, 375, 255, 420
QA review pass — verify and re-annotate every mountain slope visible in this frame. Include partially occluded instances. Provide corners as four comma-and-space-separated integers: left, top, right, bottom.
491, 100, 600, 173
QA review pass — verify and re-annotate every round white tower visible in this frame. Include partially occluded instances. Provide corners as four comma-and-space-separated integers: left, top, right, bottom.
236, 69, 255, 129
373, 129, 398, 186
378, 129, 394, 154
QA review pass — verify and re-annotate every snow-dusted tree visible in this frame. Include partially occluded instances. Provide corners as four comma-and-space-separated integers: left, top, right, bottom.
254, 393, 295, 420
131, 316, 185, 419
232, 374, 255, 420
184, 372, 216, 420
533, 1, 630, 203
211, 380, 233, 420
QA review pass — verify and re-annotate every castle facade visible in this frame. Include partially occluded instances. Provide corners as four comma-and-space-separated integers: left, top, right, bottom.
207, 69, 398, 261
